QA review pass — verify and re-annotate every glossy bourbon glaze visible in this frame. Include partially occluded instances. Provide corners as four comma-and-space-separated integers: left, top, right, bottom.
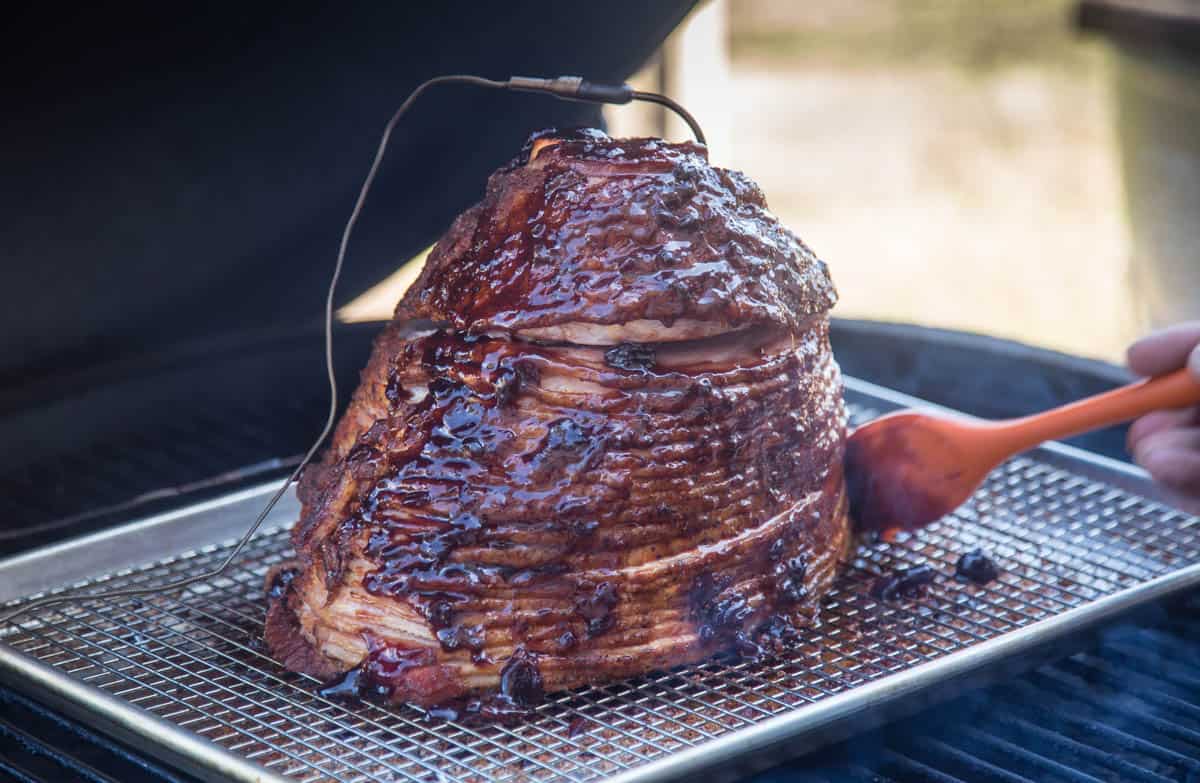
265, 130, 849, 715
398, 129, 836, 336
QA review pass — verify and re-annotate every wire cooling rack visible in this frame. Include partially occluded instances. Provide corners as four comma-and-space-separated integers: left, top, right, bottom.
1, 379, 1199, 783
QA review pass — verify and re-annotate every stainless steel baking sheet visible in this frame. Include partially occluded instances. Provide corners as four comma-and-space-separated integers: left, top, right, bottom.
2, 376, 1198, 783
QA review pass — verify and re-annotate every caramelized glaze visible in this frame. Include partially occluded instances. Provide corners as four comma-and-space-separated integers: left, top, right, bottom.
398, 130, 835, 337
265, 130, 849, 713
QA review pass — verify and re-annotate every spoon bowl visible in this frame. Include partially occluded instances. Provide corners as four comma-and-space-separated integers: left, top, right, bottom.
844, 368, 1200, 537
845, 412, 1003, 539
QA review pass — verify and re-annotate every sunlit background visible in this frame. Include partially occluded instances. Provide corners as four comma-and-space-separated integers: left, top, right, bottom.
343, 0, 1139, 362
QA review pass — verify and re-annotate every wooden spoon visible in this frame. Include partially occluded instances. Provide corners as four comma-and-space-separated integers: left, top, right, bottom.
844, 368, 1200, 538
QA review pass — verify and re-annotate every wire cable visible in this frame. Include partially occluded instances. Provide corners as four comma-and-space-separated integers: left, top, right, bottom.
631, 90, 706, 146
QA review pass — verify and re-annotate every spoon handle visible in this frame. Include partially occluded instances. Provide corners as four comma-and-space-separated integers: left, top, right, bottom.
993, 369, 1200, 455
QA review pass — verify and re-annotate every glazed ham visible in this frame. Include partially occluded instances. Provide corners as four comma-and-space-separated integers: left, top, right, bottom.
265, 130, 849, 716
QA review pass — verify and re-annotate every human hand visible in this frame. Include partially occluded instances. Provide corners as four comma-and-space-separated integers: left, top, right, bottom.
1126, 322, 1200, 496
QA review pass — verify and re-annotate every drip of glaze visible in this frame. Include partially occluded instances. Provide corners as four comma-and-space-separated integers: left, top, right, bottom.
499, 647, 544, 706
871, 564, 937, 602
688, 571, 757, 647
266, 567, 297, 600
574, 581, 619, 638
423, 647, 545, 725
772, 554, 808, 604
955, 549, 999, 585
318, 664, 367, 702
604, 343, 657, 372
423, 696, 529, 726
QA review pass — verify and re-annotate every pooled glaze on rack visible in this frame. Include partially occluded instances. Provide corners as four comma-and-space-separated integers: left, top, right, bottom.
956, 549, 1000, 585
871, 564, 937, 602
265, 129, 849, 711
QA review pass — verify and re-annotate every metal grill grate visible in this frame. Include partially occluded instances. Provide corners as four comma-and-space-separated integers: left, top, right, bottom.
2, 390, 1199, 783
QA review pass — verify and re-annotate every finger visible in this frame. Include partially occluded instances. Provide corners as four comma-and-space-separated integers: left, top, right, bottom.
1132, 426, 1200, 495
1127, 321, 1200, 377
1128, 408, 1200, 453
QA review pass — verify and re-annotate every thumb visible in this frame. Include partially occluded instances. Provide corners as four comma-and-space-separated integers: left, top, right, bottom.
1191, 344, 1200, 381
1127, 321, 1200, 376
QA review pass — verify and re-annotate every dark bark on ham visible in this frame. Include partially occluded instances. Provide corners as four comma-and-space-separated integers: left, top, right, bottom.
265, 130, 849, 710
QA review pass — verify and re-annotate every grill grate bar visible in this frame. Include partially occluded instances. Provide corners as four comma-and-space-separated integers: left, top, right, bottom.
918, 738, 1039, 783
953, 725, 1107, 783
994, 682, 1200, 780
989, 715, 1176, 783
1024, 669, 1200, 774
3, 393, 1200, 783
1064, 656, 1200, 731
876, 750, 969, 783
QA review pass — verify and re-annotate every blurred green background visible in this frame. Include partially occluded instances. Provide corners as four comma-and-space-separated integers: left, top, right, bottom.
731, 0, 1096, 70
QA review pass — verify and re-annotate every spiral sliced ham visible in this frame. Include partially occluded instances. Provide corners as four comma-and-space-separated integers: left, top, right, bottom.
265, 129, 849, 714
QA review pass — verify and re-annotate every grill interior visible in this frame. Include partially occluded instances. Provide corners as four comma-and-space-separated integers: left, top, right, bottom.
1, 394, 1198, 783
778, 596, 1200, 783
